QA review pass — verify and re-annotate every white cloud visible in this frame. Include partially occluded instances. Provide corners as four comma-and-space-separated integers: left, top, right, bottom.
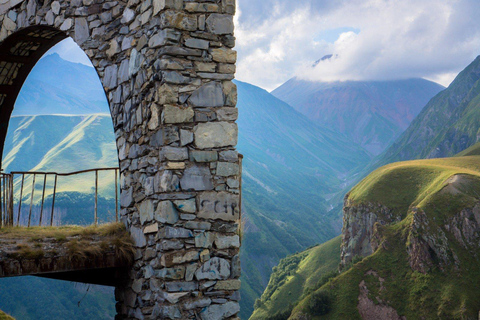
235, 0, 480, 90
425, 72, 458, 87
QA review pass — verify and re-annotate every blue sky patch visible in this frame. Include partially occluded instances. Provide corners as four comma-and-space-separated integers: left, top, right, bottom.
315, 27, 360, 43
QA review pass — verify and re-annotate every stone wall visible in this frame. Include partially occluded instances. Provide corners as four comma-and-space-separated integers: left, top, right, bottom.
0, 0, 240, 319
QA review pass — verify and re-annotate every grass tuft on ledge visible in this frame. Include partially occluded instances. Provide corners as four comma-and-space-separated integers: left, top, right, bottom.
0, 222, 127, 239
0, 222, 135, 265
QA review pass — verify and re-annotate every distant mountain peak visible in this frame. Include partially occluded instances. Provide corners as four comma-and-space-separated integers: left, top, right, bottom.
14, 51, 109, 116
312, 54, 336, 67
372, 54, 480, 167
272, 77, 444, 156
44, 52, 61, 59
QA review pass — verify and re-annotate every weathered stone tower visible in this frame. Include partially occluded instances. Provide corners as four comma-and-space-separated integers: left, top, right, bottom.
0, 0, 240, 319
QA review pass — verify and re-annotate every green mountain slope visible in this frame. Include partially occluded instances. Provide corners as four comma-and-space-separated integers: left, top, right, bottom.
14, 53, 108, 115
326, 56, 480, 221
272, 77, 444, 156
235, 80, 371, 318
4, 114, 117, 173
0, 277, 114, 320
253, 56, 480, 320
271, 145, 480, 319
376, 56, 480, 165
250, 236, 341, 320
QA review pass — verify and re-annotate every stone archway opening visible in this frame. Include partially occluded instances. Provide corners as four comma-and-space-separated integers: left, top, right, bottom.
0, 27, 120, 227
0, 27, 121, 320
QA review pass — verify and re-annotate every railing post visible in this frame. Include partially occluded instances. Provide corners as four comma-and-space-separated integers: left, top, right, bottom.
239, 154, 243, 217
0, 173, 5, 227
94, 170, 98, 226
7, 174, 13, 226
17, 174, 24, 226
2, 177, 5, 226
39, 174, 47, 226
28, 173, 36, 227
0, 175, 3, 228
50, 174, 57, 227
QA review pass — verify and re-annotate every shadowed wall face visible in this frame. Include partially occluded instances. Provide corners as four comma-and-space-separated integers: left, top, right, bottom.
0, 0, 240, 319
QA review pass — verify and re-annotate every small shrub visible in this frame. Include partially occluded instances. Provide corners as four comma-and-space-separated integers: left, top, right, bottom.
29, 235, 42, 242
340, 254, 364, 272
308, 290, 332, 315
265, 303, 294, 320
15, 244, 45, 260
316, 270, 338, 288
351, 255, 364, 265
254, 299, 264, 309
54, 233, 67, 242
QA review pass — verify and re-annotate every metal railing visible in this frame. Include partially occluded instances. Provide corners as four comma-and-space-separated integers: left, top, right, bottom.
0, 168, 120, 228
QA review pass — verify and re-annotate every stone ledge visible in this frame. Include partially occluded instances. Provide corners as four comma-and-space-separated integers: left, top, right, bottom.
0, 223, 134, 285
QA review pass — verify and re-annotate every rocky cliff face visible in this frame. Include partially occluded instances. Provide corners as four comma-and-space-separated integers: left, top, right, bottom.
336, 189, 480, 319
340, 197, 480, 275
406, 208, 455, 273
340, 199, 398, 267
446, 203, 480, 248
256, 150, 480, 320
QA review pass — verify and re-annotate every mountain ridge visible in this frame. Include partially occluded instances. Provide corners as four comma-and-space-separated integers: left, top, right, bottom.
272, 77, 445, 155
373, 55, 480, 165
14, 53, 109, 116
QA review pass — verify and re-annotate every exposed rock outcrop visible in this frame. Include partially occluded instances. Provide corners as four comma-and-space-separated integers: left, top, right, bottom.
446, 203, 480, 250
407, 208, 456, 273
341, 195, 480, 274
357, 271, 406, 320
341, 198, 399, 267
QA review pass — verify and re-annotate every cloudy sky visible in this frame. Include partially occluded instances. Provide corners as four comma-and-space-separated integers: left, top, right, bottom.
235, 0, 480, 91
49, 0, 480, 91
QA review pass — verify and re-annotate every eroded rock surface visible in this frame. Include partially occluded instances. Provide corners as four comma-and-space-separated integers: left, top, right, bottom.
357, 271, 406, 320
341, 198, 399, 267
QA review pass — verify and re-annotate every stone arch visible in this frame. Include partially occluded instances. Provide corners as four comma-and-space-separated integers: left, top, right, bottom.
0, 1, 129, 164
0, 1, 241, 319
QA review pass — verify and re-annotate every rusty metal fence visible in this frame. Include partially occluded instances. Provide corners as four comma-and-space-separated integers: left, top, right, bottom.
0, 173, 13, 227
0, 168, 120, 228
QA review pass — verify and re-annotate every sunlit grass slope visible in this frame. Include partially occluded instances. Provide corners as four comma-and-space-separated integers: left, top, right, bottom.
3, 114, 118, 202
349, 153, 480, 219
250, 236, 341, 320
0, 311, 14, 320
286, 143, 480, 319
4, 114, 117, 173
